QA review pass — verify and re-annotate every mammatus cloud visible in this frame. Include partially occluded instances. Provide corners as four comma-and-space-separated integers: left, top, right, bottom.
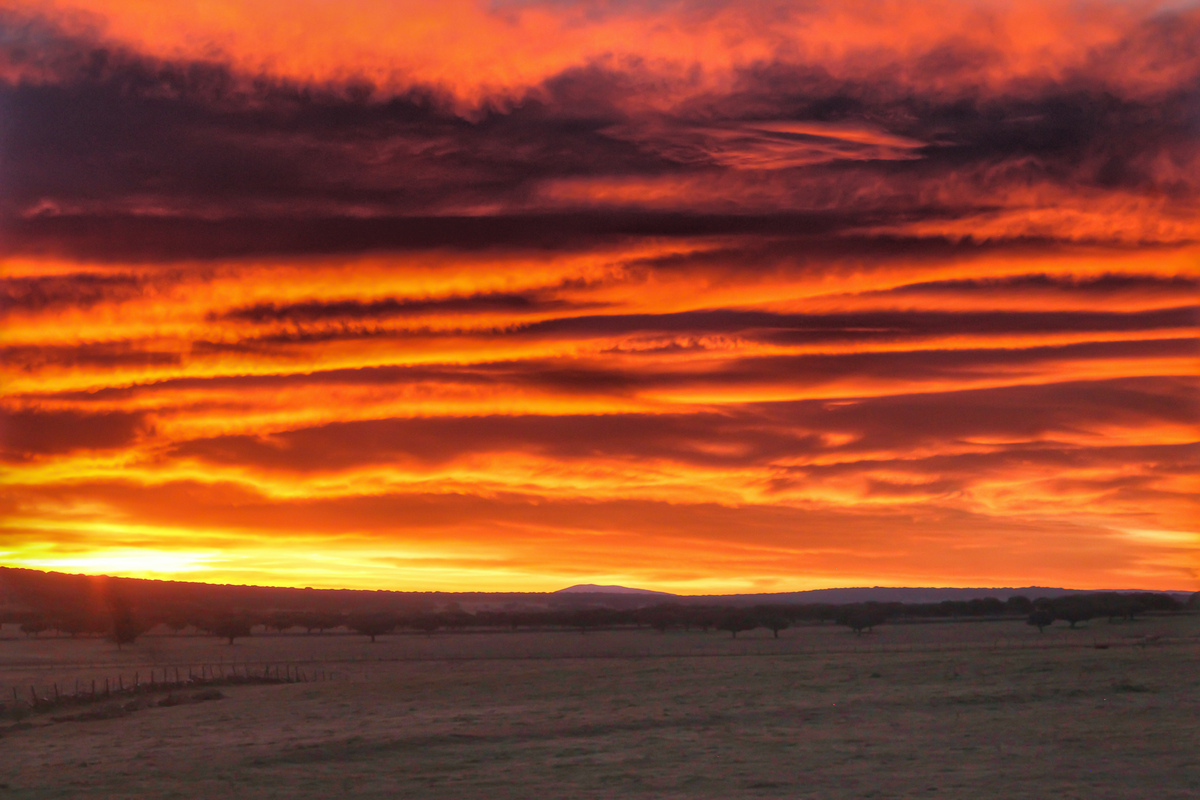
1, 0, 1197, 591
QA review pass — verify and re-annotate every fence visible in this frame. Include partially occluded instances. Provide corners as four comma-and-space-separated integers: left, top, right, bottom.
0, 661, 334, 720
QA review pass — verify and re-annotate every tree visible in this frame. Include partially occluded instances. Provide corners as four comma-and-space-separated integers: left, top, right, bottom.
1053, 598, 1094, 629
687, 608, 720, 633
298, 611, 343, 634
209, 614, 254, 645
641, 606, 680, 634
55, 611, 102, 638
441, 611, 475, 632
20, 617, 49, 638
836, 606, 887, 635
1027, 610, 1055, 632
163, 612, 192, 634
758, 613, 791, 639
717, 611, 758, 639
559, 608, 619, 635
408, 614, 442, 636
967, 597, 1005, 617
1005, 595, 1033, 615
1120, 597, 1146, 621
348, 612, 397, 643
110, 608, 149, 649
267, 611, 298, 634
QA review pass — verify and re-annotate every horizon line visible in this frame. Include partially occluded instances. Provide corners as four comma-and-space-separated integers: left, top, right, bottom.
2, 566, 1194, 597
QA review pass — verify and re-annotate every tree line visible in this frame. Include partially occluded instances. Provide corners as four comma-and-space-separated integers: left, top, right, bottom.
1, 591, 1183, 647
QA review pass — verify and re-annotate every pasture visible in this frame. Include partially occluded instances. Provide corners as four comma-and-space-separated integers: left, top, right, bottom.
2, 615, 1197, 799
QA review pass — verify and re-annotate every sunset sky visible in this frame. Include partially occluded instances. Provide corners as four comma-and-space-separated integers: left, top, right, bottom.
1, 0, 1197, 593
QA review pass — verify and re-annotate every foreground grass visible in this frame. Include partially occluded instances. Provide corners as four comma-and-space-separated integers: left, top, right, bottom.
1, 618, 1197, 799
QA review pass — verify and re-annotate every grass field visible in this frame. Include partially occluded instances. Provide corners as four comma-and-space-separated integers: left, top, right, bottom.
2, 615, 1198, 799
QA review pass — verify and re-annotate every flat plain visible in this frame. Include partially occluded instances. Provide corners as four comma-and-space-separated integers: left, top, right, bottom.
1, 614, 1198, 799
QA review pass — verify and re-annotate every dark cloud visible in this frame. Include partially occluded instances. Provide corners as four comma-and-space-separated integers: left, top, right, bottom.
0, 272, 148, 315
2, 7, 1197, 262
11, 324, 1193, 410
873, 273, 1200, 297
0, 409, 151, 459
0, 343, 182, 373
168, 412, 823, 471
519, 306, 1198, 342
163, 376, 1198, 474
2, 211, 909, 262
163, 302, 1200, 351
221, 289, 596, 325
771, 441, 1200, 501
701, 337, 1194, 390
756, 377, 1200, 454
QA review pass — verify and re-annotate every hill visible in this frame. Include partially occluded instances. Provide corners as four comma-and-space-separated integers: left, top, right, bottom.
555, 584, 675, 596
680, 586, 1197, 606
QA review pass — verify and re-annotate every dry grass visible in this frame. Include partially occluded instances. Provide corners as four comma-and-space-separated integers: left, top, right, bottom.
1, 615, 1198, 798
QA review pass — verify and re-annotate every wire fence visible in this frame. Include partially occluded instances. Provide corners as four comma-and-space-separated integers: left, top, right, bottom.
0, 661, 336, 720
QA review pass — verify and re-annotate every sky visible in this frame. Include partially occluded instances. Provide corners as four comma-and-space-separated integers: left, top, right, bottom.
0, 0, 1197, 593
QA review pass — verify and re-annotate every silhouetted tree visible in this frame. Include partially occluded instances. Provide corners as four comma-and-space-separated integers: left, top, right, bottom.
1005, 596, 1033, 615
477, 611, 523, 631
1120, 597, 1146, 621
688, 608, 720, 632
967, 597, 1005, 616
20, 617, 49, 638
758, 612, 791, 639
110, 601, 149, 649
441, 611, 475, 631
348, 612, 397, 643
298, 611, 343, 634
565, 608, 613, 635
408, 614, 442, 636
1053, 598, 1094, 629
163, 610, 192, 634
1027, 610, 1055, 632
837, 606, 887, 635
267, 611, 298, 634
209, 614, 254, 645
55, 611, 102, 638
937, 600, 961, 618
641, 606, 679, 634
717, 610, 758, 639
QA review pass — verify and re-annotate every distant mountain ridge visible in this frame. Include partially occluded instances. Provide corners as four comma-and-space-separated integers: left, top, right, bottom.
555, 584, 675, 596
556, 585, 1196, 605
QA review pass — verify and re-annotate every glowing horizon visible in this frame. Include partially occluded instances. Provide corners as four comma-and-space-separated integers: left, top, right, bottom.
1, 0, 1197, 593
